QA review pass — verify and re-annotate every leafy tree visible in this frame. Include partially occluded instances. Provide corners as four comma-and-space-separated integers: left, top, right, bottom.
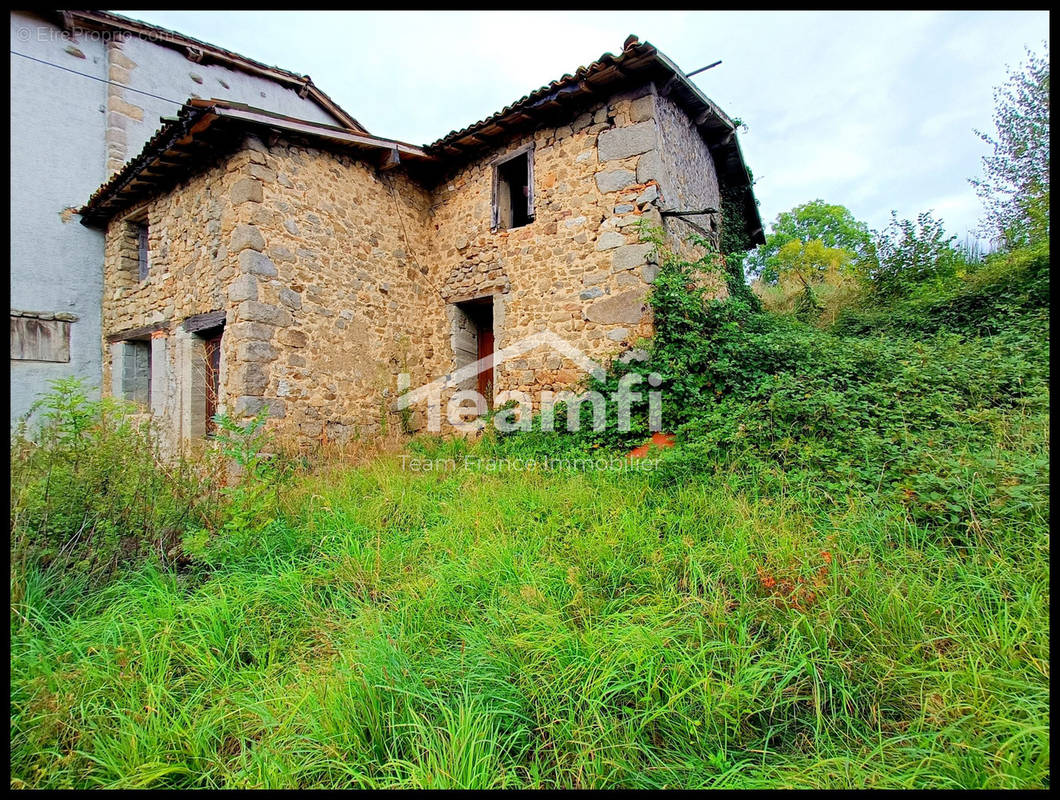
746, 200, 876, 283
773, 239, 854, 320
869, 210, 964, 297
775, 239, 854, 280
971, 43, 1049, 249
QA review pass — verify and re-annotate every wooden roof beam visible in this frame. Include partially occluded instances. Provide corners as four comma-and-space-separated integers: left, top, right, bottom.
379, 147, 401, 171
553, 80, 594, 104
617, 52, 660, 72
455, 133, 487, 147
706, 129, 736, 149
535, 97, 563, 112
660, 74, 682, 98
585, 65, 625, 86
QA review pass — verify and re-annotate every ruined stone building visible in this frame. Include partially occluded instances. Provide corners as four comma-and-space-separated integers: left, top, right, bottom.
75, 32, 764, 450
10, 10, 360, 423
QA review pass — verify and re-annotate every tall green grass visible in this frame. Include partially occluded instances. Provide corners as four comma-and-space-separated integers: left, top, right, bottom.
10, 241, 1049, 788
10, 456, 1049, 788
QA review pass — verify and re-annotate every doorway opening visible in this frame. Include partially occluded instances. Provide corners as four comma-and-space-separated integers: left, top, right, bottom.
452, 296, 495, 406
180, 311, 227, 443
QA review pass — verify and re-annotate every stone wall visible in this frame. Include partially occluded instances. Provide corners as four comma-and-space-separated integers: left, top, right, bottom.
101, 81, 732, 450
427, 82, 672, 402
237, 134, 446, 445
102, 132, 447, 451
652, 90, 723, 246
101, 147, 250, 447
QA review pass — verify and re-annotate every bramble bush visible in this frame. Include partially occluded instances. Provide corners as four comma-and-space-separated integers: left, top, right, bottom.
523, 224, 1049, 545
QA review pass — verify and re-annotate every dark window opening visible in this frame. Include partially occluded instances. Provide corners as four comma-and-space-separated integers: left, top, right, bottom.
135, 222, 149, 281
123, 213, 149, 281
493, 151, 533, 230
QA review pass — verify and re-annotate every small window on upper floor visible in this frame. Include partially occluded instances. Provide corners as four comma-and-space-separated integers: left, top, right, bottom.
492, 148, 534, 231
123, 213, 149, 281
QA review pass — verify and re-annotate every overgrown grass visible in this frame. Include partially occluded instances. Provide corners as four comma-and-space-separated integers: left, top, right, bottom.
9, 243, 1049, 788
9, 380, 222, 586
10, 448, 1049, 788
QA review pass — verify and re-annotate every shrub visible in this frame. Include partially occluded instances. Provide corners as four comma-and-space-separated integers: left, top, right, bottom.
537, 230, 1049, 542
10, 379, 218, 587
867, 211, 968, 298
833, 242, 1049, 337
753, 260, 865, 326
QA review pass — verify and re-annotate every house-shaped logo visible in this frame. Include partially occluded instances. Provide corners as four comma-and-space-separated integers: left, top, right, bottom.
397, 330, 660, 433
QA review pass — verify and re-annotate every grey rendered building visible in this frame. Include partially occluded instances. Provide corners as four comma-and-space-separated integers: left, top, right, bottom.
9, 9, 360, 423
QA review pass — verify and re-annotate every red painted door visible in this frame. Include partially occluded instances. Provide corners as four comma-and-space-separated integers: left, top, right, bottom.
203, 331, 222, 436
477, 327, 494, 404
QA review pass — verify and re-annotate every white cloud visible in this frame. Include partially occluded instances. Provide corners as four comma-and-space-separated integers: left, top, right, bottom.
121, 10, 1049, 240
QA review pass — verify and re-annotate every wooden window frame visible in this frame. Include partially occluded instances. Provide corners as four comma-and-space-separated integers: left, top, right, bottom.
123, 209, 150, 282
490, 143, 535, 232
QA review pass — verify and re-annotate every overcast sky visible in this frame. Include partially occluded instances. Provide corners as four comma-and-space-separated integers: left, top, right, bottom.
125, 10, 1048, 242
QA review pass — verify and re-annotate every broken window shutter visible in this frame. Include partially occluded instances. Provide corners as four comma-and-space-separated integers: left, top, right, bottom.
9, 316, 71, 362
490, 166, 500, 231
525, 148, 535, 220
137, 225, 149, 281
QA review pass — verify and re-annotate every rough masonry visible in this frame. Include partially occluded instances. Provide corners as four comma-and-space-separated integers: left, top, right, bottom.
84, 35, 763, 452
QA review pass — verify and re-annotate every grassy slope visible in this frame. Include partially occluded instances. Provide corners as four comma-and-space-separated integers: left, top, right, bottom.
10, 250, 1050, 789
12, 456, 1048, 788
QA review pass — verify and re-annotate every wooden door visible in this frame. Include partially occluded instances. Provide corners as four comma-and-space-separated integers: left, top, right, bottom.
203, 331, 222, 436
477, 327, 494, 405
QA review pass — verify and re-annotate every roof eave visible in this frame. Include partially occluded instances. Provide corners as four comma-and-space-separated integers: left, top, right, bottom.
651, 51, 765, 247
52, 9, 366, 133
78, 101, 438, 227
426, 39, 764, 247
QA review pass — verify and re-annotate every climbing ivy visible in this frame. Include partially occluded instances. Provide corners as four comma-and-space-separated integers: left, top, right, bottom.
718, 184, 762, 310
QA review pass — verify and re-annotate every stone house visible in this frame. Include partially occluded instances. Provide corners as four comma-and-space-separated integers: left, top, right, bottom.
10, 9, 361, 424
78, 35, 764, 450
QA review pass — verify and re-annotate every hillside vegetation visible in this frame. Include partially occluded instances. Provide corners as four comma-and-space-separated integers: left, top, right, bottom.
10, 230, 1049, 788
9, 46, 1049, 789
